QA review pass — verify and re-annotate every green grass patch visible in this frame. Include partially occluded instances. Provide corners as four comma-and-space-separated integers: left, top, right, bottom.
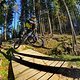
0, 54, 3, 59
52, 54, 80, 60
0, 69, 8, 80
1, 59, 9, 67
0, 51, 9, 80
76, 61, 80, 67
51, 54, 80, 67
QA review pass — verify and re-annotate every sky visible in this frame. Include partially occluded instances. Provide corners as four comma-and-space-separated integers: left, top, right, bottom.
0, 0, 21, 34
12, 0, 21, 30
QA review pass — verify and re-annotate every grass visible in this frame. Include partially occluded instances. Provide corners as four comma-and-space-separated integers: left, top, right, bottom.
51, 54, 80, 60
76, 61, 80, 67
51, 54, 80, 67
0, 42, 10, 80
0, 53, 9, 80
0, 70, 8, 80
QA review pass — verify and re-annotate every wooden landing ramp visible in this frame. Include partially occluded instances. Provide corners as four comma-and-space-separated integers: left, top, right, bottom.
12, 49, 76, 80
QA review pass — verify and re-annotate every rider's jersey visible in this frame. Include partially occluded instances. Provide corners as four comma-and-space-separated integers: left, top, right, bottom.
24, 20, 35, 30
24, 22, 32, 29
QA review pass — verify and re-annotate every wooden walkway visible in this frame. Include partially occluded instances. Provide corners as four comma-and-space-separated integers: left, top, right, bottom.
12, 49, 79, 80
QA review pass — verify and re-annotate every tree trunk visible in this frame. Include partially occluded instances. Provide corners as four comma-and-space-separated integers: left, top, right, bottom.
1, 27, 3, 37
42, 17, 45, 36
45, 0, 52, 35
50, 13, 54, 34
57, 14, 62, 34
39, 10, 41, 33
62, 0, 77, 55
33, 0, 35, 15
48, 12, 52, 35
40, 18, 44, 36
4, 12, 7, 41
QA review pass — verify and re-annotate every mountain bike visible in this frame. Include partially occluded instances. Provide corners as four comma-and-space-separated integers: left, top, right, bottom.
13, 29, 44, 49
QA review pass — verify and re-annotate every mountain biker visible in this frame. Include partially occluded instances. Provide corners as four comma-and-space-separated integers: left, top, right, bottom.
23, 15, 37, 34
14, 15, 44, 49
18, 15, 37, 38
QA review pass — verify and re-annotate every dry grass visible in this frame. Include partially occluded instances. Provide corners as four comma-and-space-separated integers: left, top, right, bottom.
14, 34, 80, 56
16, 34, 72, 55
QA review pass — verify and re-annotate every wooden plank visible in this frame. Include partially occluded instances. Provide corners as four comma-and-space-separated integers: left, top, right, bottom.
37, 73, 52, 80
41, 60, 54, 66
26, 61, 54, 80
29, 71, 48, 80
49, 61, 62, 67
12, 54, 26, 67
48, 62, 68, 80
12, 50, 71, 80
13, 50, 50, 80
16, 61, 54, 80
56, 62, 77, 80
31, 58, 53, 66
37, 61, 63, 80
28, 61, 59, 80
16, 68, 36, 80
59, 76, 73, 80
13, 57, 34, 78
12, 61, 20, 68
13, 54, 35, 63
13, 63, 29, 77
19, 49, 48, 57
15, 58, 53, 80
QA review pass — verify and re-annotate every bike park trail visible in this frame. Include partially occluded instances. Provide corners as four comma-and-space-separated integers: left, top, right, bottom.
11, 49, 80, 80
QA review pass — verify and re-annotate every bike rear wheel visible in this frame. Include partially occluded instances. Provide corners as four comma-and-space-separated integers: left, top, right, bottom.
29, 37, 44, 47
27, 35, 37, 43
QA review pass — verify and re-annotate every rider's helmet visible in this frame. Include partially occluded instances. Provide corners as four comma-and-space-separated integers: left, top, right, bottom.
29, 15, 36, 24
31, 15, 36, 21
31, 15, 36, 19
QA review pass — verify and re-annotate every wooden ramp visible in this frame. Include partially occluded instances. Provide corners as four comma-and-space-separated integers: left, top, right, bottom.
12, 49, 77, 80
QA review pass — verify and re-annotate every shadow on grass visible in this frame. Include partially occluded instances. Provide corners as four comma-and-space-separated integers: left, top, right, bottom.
0, 48, 80, 79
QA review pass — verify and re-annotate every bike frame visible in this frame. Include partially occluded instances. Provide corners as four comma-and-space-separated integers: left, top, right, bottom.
20, 29, 36, 44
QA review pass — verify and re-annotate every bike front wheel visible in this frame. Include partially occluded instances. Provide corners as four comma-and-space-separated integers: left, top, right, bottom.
13, 38, 21, 49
